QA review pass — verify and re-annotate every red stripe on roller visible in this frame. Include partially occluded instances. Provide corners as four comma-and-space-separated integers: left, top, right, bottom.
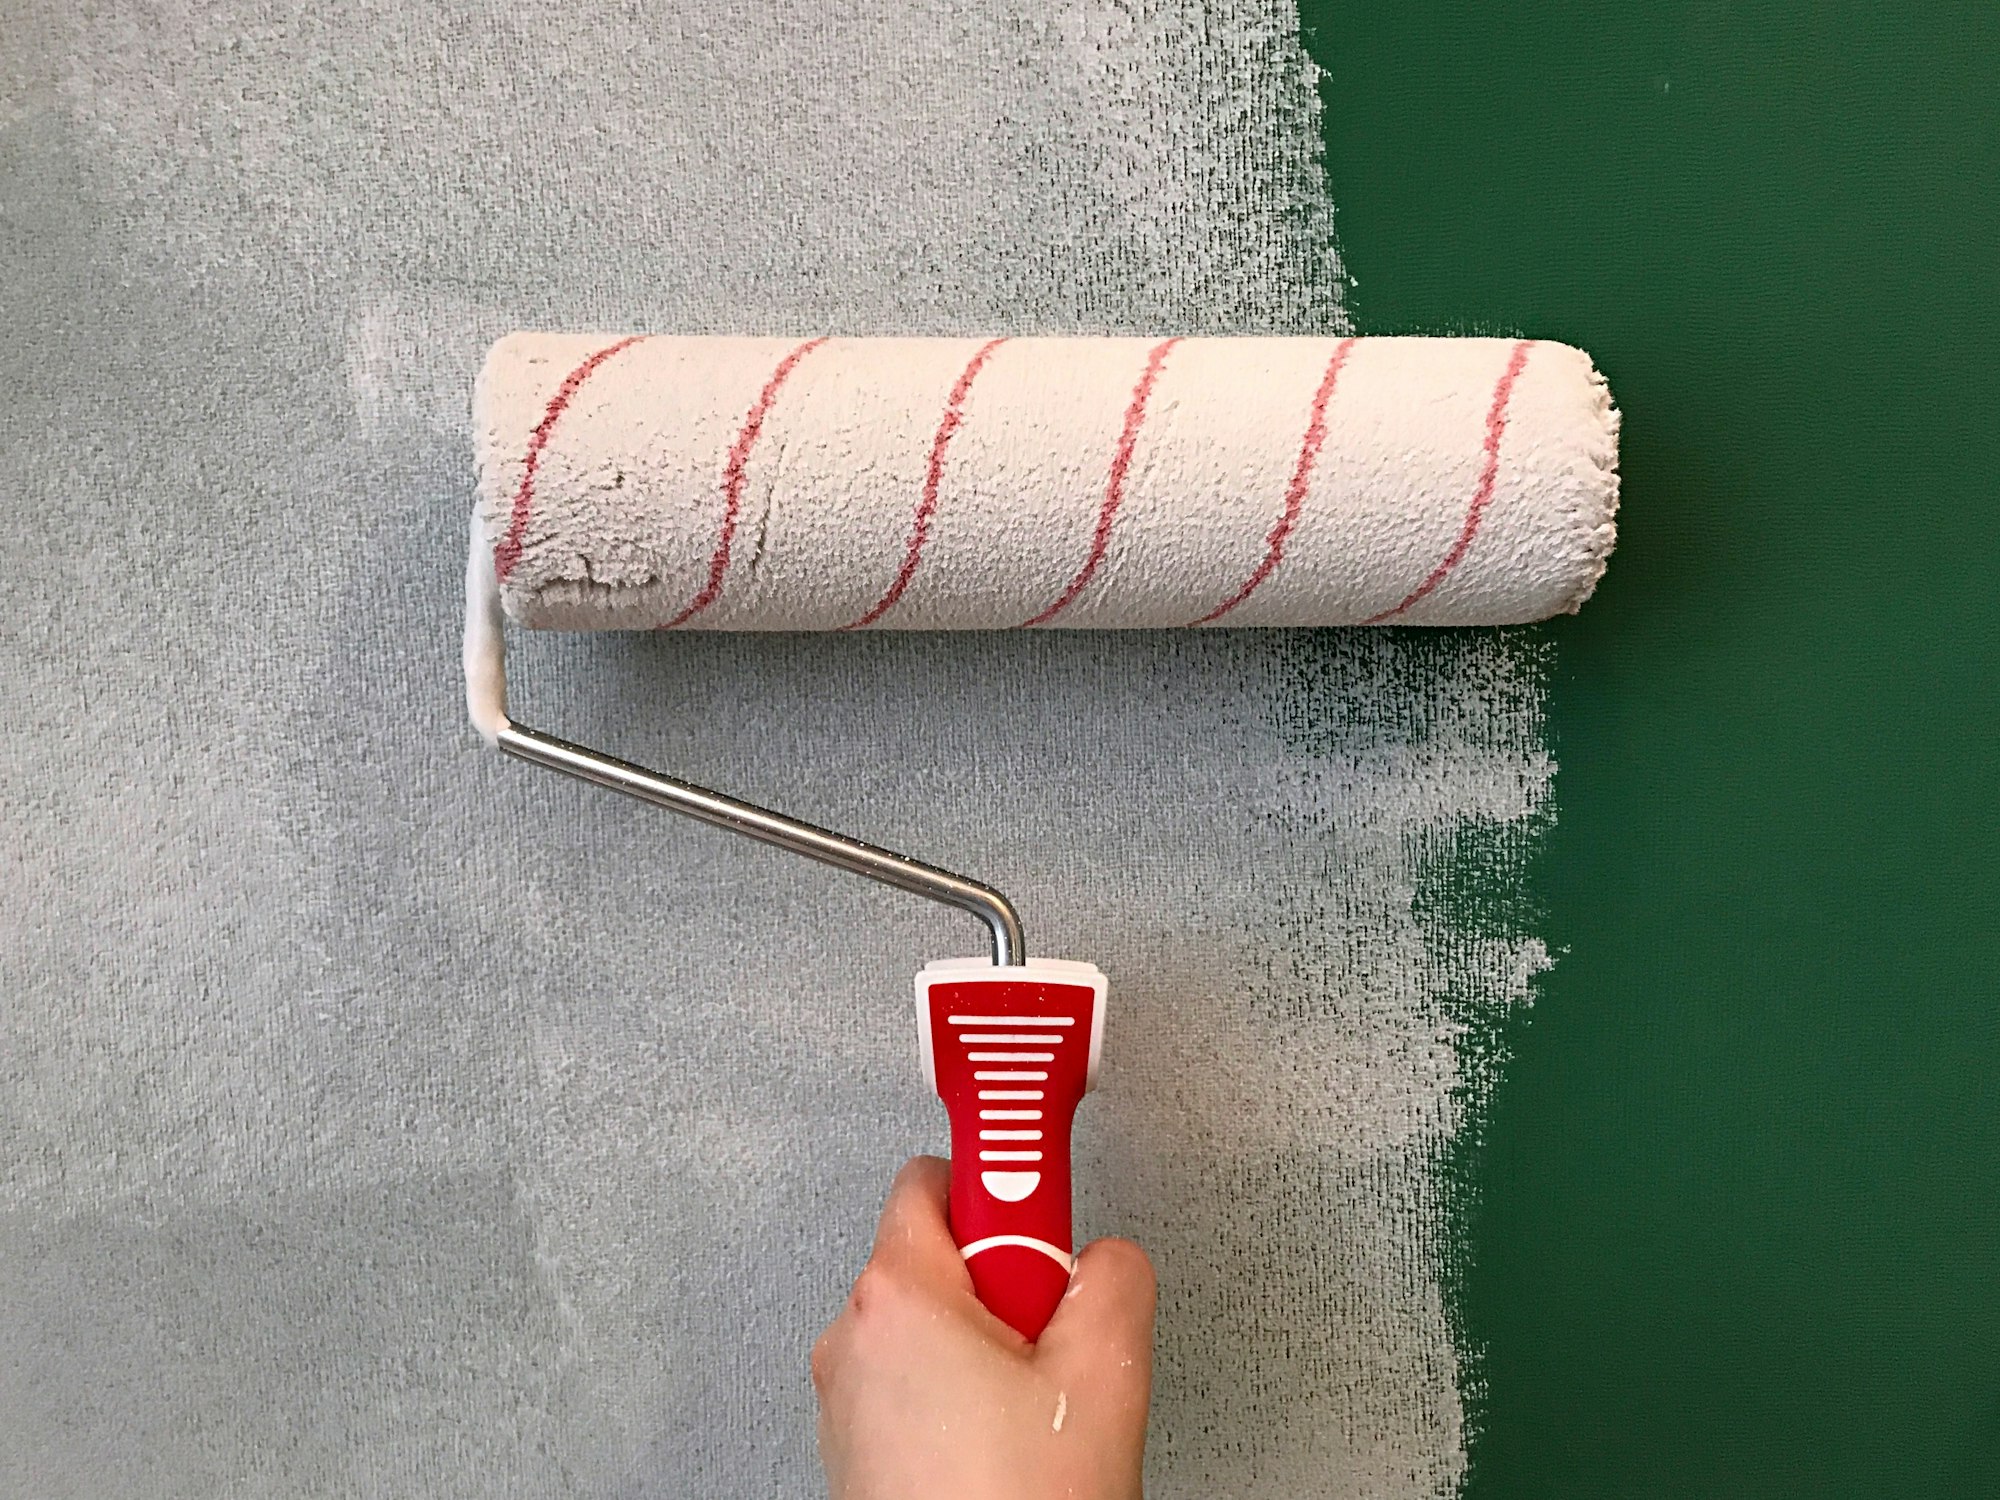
841, 337, 1010, 631
1021, 336, 1182, 628
492, 335, 650, 582
1361, 339, 1534, 625
659, 336, 831, 631
1188, 336, 1359, 626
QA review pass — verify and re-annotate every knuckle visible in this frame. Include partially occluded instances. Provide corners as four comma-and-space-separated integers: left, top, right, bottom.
848, 1260, 901, 1316
842, 1260, 932, 1348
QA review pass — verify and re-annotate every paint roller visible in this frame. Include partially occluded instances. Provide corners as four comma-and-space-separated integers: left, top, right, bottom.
463, 332, 1618, 1339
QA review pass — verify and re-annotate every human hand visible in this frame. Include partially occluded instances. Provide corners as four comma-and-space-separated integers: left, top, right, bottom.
812, 1156, 1156, 1500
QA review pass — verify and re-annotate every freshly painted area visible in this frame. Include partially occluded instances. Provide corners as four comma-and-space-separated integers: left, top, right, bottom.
1, 1, 1582, 1493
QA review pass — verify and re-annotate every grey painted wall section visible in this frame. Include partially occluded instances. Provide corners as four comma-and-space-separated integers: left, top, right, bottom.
1, 4, 1548, 1495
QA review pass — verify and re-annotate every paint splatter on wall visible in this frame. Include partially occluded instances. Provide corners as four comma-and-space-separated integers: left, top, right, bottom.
0, 3, 1549, 1494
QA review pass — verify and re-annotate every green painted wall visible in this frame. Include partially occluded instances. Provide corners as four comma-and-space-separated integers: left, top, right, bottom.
1302, 3, 2000, 1493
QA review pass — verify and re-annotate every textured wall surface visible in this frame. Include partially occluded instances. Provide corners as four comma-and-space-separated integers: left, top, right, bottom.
1, 4, 1551, 1495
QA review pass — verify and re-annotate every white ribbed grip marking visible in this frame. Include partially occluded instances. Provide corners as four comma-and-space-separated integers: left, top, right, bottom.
959, 1233, 1074, 1269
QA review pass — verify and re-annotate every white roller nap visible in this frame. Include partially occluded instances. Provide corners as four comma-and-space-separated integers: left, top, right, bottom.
473, 333, 1618, 631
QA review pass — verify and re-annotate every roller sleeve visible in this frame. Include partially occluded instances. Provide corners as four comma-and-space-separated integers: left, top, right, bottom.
474, 333, 1617, 631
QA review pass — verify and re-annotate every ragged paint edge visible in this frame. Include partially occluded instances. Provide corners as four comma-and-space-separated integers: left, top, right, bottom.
1406, 631, 1558, 1464
1266, 624, 1558, 1486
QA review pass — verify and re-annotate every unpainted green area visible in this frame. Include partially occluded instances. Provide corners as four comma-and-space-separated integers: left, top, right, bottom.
1301, 3, 2000, 1493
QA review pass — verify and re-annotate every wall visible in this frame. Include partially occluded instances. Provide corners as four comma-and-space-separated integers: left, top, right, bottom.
1, 5, 1556, 1495
1307, 3, 2000, 1494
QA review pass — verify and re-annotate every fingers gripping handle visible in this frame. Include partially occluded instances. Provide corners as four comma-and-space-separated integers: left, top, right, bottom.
916, 959, 1108, 1341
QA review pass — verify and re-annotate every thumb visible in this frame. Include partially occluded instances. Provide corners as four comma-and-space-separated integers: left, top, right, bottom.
1034, 1236, 1157, 1377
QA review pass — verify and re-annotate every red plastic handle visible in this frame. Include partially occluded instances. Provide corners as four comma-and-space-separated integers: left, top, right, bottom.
917, 961, 1106, 1341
